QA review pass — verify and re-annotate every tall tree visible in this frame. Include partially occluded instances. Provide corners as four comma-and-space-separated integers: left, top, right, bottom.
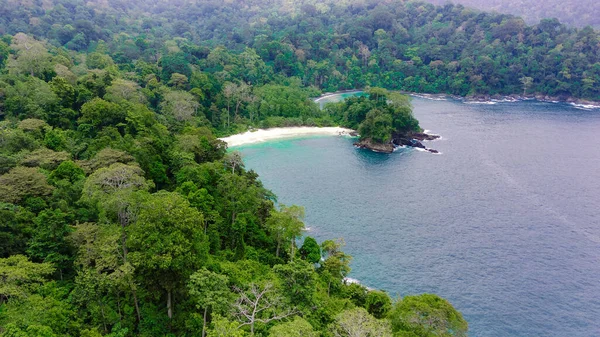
128, 191, 209, 321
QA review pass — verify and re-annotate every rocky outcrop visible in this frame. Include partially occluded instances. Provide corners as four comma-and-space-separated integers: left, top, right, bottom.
354, 132, 441, 154
353, 138, 395, 153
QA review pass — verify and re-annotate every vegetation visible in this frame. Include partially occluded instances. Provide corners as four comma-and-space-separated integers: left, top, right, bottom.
426, 0, 600, 29
0, 13, 463, 337
326, 87, 421, 145
6, 0, 596, 334
0, 0, 598, 102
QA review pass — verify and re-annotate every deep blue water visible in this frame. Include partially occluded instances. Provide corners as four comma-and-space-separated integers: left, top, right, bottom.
234, 97, 600, 337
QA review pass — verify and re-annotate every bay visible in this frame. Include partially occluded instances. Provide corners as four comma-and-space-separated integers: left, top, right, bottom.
234, 96, 600, 337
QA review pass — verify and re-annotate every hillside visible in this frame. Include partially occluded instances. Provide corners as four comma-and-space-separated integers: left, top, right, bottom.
0, 0, 598, 101
425, 0, 600, 28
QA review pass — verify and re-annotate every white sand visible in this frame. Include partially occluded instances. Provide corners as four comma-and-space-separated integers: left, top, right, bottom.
220, 126, 356, 147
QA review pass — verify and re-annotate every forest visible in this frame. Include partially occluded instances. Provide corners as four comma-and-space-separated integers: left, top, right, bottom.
0, 21, 464, 337
426, 0, 600, 29
1, 0, 598, 336
0, 0, 598, 100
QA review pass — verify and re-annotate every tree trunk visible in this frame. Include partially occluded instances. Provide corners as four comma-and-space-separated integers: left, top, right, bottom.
202, 307, 208, 337
167, 289, 173, 320
227, 101, 230, 128
290, 238, 295, 262
131, 283, 142, 323
276, 239, 280, 258
99, 300, 108, 333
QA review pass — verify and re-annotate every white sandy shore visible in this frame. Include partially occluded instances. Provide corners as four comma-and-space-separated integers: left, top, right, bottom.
220, 126, 356, 147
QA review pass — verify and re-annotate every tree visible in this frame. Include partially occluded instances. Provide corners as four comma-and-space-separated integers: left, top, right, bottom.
232, 282, 296, 335
26, 209, 73, 278
265, 204, 305, 260
20, 148, 69, 170
268, 316, 318, 337
7, 33, 52, 78
365, 290, 392, 319
70, 222, 141, 328
81, 163, 152, 323
0, 167, 54, 204
82, 148, 136, 173
79, 98, 126, 129
520, 76, 533, 96
298, 236, 321, 264
0, 255, 54, 305
320, 239, 352, 295
160, 90, 200, 122
321, 239, 352, 279
168, 73, 189, 90
160, 53, 192, 81
128, 191, 209, 321
330, 307, 392, 337
49, 77, 75, 108
222, 82, 254, 127
104, 79, 146, 104
207, 315, 246, 337
188, 269, 233, 337
273, 259, 316, 306
358, 109, 394, 144
389, 294, 468, 337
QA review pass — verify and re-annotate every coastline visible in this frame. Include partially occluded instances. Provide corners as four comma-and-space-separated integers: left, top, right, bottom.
407, 92, 600, 109
219, 126, 356, 147
312, 89, 600, 110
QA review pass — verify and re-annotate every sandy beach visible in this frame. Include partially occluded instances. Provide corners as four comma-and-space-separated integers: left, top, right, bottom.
220, 126, 356, 147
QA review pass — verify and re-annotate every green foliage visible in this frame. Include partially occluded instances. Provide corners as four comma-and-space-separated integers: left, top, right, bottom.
0, 255, 54, 304
329, 307, 393, 337
160, 53, 192, 82
27, 209, 74, 274
299, 236, 321, 264
273, 259, 317, 306
0, 167, 54, 204
266, 204, 305, 260
268, 316, 318, 337
79, 98, 126, 130
389, 294, 468, 337
358, 109, 394, 143
207, 315, 246, 337
365, 290, 392, 319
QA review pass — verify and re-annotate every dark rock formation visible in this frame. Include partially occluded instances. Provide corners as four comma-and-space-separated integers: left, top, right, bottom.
353, 139, 395, 153
355, 131, 440, 154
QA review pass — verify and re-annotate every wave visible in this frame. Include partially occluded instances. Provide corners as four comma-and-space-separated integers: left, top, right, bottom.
464, 101, 498, 105
570, 103, 600, 110
410, 93, 448, 101
343, 277, 374, 290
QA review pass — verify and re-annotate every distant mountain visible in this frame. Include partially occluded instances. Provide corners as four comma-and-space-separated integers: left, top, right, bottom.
426, 0, 600, 28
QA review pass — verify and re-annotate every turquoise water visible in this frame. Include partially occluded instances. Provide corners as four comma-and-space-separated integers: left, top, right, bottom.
234, 96, 600, 336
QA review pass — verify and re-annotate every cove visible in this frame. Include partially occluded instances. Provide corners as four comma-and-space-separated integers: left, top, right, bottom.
233, 95, 600, 337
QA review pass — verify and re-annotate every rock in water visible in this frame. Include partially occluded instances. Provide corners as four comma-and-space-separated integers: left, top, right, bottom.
354, 139, 395, 153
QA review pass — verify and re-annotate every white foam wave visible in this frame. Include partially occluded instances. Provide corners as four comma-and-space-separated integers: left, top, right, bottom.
570, 103, 600, 110
343, 277, 374, 290
464, 101, 498, 105
491, 98, 519, 103
410, 94, 448, 101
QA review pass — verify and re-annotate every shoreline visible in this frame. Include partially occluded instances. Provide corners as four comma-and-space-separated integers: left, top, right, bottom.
219, 126, 356, 147
312, 89, 600, 110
